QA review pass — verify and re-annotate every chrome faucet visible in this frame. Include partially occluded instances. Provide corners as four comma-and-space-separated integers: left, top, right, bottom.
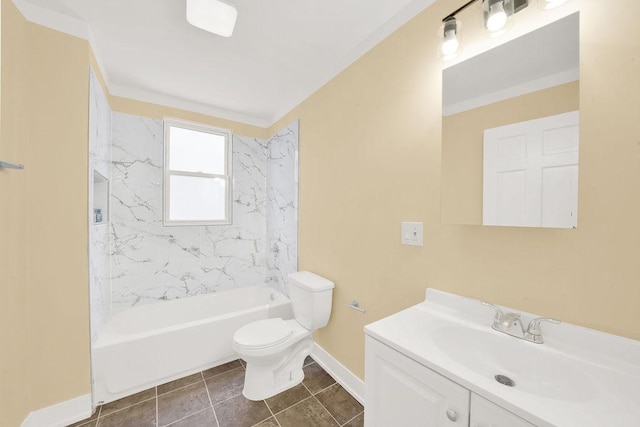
524, 317, 561, 344
482, 302, 560, 344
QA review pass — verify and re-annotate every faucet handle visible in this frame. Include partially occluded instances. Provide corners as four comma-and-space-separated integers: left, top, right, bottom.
526, 317, 561, 343
481, 302, 504, 322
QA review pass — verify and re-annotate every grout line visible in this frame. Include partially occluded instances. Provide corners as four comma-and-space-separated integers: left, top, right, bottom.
303, 381, 351, 427
272, 395, 315, 417
340, 410, 364, 427
313, 394, 341, 427
155, 386, 158, 427
202, 371, 221, 427
157, 376, 205, 397
250, 414, 276, 427
301, 382, 312, 396
263, 397, 282, 427
164, 406, 212, 427
202, 364, 244, 381
98, 395, 157, 419
209, 385, 245, 407
309, 380, 338, 396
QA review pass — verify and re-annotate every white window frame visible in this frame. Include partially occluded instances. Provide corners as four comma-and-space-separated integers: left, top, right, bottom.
163, 118, 233, 226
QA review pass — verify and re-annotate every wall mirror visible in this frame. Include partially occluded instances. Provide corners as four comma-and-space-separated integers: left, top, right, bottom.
441, 13, 579, 228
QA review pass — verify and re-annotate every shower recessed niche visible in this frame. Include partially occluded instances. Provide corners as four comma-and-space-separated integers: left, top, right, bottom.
93, 170, 109, 225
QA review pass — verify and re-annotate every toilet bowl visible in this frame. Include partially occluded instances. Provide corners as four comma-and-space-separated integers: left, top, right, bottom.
233, 318, 313, 400
232, 271, 334, 400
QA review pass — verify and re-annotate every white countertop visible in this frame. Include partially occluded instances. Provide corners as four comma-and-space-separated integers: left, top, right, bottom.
364, 289, 640, 427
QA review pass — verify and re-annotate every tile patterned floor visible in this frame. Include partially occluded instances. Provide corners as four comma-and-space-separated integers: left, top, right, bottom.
69, 357, 364, 427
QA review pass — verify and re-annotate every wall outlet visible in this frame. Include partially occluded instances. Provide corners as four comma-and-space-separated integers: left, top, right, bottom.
401, 222, 423, 247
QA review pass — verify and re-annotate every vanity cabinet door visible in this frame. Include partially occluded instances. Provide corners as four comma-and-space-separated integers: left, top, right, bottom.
365, 337, 470, 427
470, 394, 536, 427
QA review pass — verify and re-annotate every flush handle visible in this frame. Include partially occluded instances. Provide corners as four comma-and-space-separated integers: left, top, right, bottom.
446, 408, 458, 422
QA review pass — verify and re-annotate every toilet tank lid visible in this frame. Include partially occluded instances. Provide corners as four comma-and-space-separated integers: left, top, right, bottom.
288, 271, 334, 291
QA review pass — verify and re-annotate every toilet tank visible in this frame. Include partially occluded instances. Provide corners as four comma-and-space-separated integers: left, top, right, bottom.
287, 271, 334, 330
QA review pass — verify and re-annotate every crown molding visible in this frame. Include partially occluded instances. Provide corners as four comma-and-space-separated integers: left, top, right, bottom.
11, 0, 89, 39
109, 83, 271, 128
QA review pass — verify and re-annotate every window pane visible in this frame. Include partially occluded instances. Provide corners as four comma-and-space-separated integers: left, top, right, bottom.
169, 175, 227, 221
169, 126, 226, 174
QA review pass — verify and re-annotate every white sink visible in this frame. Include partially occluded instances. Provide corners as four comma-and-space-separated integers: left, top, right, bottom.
431, 324, 598, 402
364, 288, 640, 427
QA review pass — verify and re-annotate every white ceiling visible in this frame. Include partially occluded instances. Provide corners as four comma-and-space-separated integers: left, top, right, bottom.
17, 0, 437, 127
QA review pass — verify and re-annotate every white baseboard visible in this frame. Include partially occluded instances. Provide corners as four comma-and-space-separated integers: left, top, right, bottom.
21, 394, 93, 427
310, 342, 365, 406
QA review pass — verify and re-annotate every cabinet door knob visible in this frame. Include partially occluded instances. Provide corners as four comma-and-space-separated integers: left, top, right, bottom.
446, 408, 458, 422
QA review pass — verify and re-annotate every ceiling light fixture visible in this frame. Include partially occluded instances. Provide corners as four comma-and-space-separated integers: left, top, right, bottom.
186, 0, 238, 38
538, 0, 568, 9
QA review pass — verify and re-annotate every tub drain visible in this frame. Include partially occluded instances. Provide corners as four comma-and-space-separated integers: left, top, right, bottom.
495, 374, 515, 387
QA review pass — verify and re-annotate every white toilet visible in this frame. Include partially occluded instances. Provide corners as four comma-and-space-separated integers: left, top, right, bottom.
232, 271, 334, 400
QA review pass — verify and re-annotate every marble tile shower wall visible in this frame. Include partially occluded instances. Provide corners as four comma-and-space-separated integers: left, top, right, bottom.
266, 121, 299, 295
88, 69, 112, 343
109, 113, 298, 310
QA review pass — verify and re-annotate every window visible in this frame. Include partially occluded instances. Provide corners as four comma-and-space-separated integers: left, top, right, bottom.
164, 119, 232, 225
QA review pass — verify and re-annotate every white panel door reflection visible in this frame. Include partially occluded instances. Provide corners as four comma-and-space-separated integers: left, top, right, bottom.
483, 111, 579, 228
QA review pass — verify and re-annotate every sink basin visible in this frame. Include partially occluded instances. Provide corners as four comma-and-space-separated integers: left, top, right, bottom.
432, 324, 598, 401
365, 288, 640, 427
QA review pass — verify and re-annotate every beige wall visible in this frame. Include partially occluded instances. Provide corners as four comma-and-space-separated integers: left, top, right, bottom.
26, 21, 92, 411
0, 0, 30, 424
2, 0, 639, 421
272, 0, 640, 379
1, 0, 92, 422
442, 81, 579, 225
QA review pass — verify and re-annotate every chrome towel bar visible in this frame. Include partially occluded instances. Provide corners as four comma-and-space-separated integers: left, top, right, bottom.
0, 160, 24, 170
348, 300, 366, 314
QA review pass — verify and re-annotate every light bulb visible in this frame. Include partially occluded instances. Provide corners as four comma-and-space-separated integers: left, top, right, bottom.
486, 1, 508, 32
441, 29, 460, 56
538, 0, 568, 9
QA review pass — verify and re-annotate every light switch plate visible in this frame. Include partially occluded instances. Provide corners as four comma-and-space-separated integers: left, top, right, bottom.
401, 222, 423, 246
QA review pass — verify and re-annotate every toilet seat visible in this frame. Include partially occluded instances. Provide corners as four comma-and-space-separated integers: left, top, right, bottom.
234, 318, 292, 350
233, 319, 311, 360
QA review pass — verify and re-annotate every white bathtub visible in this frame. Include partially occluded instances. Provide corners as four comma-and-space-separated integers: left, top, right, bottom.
93, 285, 293, 404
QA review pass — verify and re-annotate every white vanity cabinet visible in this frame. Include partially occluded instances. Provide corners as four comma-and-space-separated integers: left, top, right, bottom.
365, 336, 470, 426
471, 394, 535, 427
365, 336, 536, 427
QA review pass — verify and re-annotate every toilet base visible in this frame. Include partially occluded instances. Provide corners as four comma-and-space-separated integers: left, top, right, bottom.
241, 337, 314, 401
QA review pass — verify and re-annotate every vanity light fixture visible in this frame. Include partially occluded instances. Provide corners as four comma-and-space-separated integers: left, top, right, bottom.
483, 0, 514, 33
440, 0, 529, 60
538, 0, 568, 9
186, 0, 238, 38
440, 17, 461, 58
